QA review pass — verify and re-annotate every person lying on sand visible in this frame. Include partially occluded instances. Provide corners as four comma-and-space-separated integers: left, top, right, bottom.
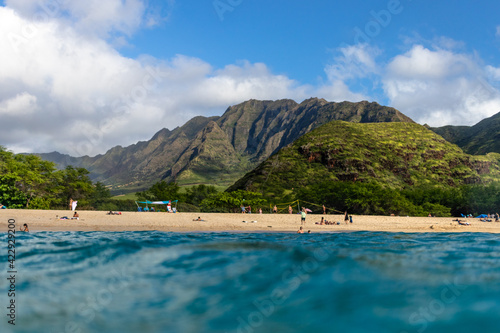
59, 212, 79, 220
193, 217, 205, 221
453, 219, 470, 226
315, 217, 325, 225
107, 211, 122, 215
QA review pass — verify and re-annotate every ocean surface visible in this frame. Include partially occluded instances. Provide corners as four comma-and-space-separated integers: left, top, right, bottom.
1, 231, 500, 333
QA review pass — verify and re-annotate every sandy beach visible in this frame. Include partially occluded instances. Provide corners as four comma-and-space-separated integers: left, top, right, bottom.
1, 209, 500, 233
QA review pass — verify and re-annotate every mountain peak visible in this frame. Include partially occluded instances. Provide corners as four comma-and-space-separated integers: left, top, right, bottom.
300, 97, 328, 105
38, 98, 417, 191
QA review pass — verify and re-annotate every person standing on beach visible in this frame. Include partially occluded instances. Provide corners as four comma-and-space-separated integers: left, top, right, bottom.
288, 205, 293, 214
241, 204, 246, 213
301, 208, 306, 226
69, 198, 73, 210
323, 204, 326, 214
273, 205, 277, 213
344, 211, 349, 224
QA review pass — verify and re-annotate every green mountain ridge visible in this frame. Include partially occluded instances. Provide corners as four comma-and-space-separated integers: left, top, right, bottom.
36, 98, 413, 192
431, 111, 500, 155
228, 121, 500, 195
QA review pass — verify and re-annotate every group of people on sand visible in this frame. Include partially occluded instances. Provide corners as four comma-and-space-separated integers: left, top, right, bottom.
487, 213, 499, 222
477, 213, 499, 222
454, 213, 499, 225
240, 205, 252, 214
479, 216, 497, 222
312, 211, 352, 226
298, 209, 352, 232
315, 217, 340, 225
240, 205, 263, 214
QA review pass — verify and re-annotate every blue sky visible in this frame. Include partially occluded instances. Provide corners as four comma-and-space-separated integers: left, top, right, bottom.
1, 0, 500, 155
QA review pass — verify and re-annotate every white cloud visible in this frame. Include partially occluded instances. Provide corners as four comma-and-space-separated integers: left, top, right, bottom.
320, 44, 379, 102
4, 0, 149, 38
383, 45, 500, 125
431, 36, 466, 51
386, 45, 473, 79
325, 44, 380, 81
0, 6, 321, 156
487, 65, 500, 80
0, 92, 37, 115
3, 2, 499, 158
316, 80, 368, 102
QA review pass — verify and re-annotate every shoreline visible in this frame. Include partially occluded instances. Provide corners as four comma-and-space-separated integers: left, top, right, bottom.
2, 209, 500, 233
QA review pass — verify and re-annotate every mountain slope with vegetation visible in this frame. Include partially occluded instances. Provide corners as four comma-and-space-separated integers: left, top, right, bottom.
38, 98, 413, 192
228, 121, 500, 216
431, 111, 500, 155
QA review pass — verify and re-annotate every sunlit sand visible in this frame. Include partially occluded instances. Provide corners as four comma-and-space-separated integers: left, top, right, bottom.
2, 210, 499, 233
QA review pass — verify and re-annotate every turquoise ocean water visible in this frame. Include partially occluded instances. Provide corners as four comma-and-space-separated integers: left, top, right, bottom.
1, 231, 500, 333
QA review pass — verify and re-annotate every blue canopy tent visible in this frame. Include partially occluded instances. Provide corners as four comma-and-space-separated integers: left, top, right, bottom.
135, 200, 178, 212
475, 214, 488, 218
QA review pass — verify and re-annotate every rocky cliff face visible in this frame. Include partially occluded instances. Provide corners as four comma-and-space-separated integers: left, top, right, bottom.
37, 98, 414, 192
